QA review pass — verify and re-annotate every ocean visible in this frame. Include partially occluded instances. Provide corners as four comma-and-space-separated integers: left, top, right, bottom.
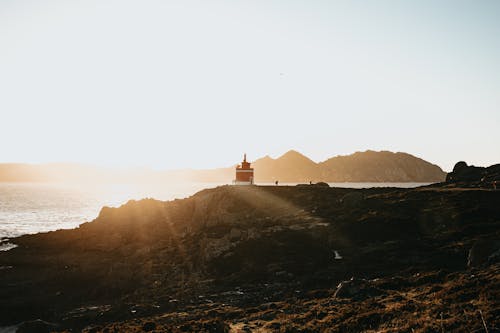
0, 182, 429, 247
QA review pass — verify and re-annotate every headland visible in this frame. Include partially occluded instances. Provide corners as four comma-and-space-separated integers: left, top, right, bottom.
0, 162, 499, 332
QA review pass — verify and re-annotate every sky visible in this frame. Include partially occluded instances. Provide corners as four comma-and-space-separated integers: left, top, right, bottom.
1, 0, 499, 171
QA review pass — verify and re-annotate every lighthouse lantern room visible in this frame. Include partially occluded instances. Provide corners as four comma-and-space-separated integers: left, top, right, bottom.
234, 154, 254, 185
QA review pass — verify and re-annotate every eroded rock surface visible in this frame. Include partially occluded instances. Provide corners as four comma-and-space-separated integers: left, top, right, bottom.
0, 184, 499, 332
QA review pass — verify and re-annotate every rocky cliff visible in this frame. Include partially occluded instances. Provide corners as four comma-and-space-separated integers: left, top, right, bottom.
0, 181, 499, 332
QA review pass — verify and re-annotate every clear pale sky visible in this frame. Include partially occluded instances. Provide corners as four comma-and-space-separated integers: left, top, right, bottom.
1, 0, 499, 171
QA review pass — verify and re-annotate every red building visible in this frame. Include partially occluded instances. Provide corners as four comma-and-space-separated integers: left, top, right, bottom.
234, 153, 254, 185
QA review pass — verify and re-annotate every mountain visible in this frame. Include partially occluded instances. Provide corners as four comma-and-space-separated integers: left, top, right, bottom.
251, 150, 445, 183
318, 150, 446, 182
252, 150, 318, 182
0, 150, 446, 183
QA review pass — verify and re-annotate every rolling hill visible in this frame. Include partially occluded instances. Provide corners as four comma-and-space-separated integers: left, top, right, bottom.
0, 150, 446, 183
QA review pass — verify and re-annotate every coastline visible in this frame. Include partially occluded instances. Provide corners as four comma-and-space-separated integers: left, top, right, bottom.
0, 182, 431, 241
0, 183, 499, 331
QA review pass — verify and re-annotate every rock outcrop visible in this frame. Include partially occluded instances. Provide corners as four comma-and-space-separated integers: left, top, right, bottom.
0, 181, 499, 331
446, 161, 500, 187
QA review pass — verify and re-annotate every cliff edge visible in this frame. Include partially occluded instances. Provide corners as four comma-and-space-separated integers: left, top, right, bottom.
0, 181, 499, 331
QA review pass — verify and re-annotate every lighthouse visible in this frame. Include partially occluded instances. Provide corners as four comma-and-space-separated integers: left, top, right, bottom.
234, 153, 254, 185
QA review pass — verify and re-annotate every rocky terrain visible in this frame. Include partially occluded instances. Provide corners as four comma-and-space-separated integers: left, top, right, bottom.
0, 164, 499, 332
445, 161, 500, 188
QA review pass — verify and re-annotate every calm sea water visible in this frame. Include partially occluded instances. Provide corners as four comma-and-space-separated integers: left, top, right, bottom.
0, 182, 429, 246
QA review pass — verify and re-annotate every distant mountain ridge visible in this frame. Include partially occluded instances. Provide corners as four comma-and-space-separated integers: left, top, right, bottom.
0, 150, 446, 183
251, 150, 446, 183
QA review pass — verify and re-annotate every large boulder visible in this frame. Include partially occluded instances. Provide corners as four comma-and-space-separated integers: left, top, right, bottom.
446, 162, 500, 188
446, 162, 485, 183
